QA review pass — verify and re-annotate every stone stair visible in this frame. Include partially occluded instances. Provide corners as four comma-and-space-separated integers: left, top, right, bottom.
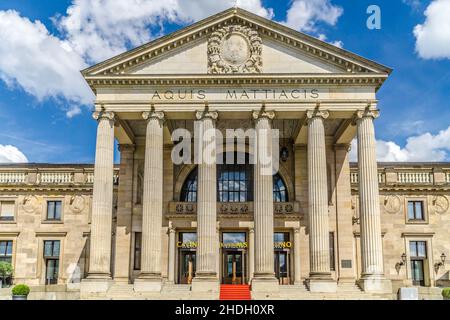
161, 284, 192, 299
106, 283, 137, 299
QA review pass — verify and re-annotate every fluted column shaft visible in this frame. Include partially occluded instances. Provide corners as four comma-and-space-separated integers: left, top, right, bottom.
253, 110, 276, 278
195, 110, 218, 278
248, 227, 255, 282
168, 224, 176, 283
294, 228, 302, 284
88, 111, 115, 278
139, 110, 165, 278
307, 110, 331, 278
356, 109, 384, 277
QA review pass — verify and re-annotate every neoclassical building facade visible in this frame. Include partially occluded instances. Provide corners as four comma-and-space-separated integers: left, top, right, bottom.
0, 8, 449, 300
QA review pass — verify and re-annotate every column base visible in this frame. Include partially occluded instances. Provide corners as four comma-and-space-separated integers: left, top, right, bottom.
307, 274, 337, 293
191, 275, 219, 299
358, 275, 392, 293
80, 275, 113, 294
251, 276, 279, 299
134, 274, 163, 292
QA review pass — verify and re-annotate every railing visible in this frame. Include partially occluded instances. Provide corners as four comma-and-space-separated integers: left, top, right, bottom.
349, 172, 385, 184
40, 172, 73, 184
397, 171, 432, 184
0, 168, 119, 186
0, 172, 26, 184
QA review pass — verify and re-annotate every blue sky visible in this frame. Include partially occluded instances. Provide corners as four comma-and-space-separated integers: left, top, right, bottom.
0, 0, 449, 163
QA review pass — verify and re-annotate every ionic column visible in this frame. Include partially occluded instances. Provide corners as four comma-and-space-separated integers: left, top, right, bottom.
87, 110, 115, 281
306, 109, 336, 292
248, 227, 255, 282
293, 227, 302, 285
168, 222, 176, 284
192, 109, 219, 293
134, 110, 165, 292
251, 109, 278, 292
354, 108, 391, 292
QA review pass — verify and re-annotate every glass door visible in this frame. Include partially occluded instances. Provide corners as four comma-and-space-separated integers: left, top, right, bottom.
274, 251, 289, 285
223, 251, 243, 284
411, 260, 425, 286
179, 252, 196, 284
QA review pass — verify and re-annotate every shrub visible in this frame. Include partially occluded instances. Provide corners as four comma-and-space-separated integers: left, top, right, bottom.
0, 261, 13, 278
12, 284, 30, 296
443, 288, 450, 299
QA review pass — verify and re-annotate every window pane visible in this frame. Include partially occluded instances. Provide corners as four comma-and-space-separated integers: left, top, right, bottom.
53, 241, 60, 257
0, 241, 6, 255
47, 201, 55, 219
417, 241, 426, 257
44, 241, 53, 257
415, 202, 423, 220
6, 241, 12, 256
55, 201, 62, 220
409, 241, 417, 257
0, 202, 15, 218
407, 202, 415, 220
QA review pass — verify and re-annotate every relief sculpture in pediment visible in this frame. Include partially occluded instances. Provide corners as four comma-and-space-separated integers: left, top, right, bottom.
208, 24, 262, 74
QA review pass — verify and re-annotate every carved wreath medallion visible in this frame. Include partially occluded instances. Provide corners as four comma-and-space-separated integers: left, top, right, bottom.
433, 195, 449, 214
208, 24, 262, 74
384, 195, 401, 214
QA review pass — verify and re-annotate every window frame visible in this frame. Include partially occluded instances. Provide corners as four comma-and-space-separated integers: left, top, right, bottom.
42, 240, 61, 285
45, 200, 63, 221
0, 199, 17, 223
405, 198, 428, 224
133, 232, 142, 271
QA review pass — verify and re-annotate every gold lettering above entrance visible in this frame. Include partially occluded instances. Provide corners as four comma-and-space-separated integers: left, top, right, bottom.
148, 88, 324, 102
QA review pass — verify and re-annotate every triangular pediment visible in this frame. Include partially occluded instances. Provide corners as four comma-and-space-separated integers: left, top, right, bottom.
82, 7, 391, 77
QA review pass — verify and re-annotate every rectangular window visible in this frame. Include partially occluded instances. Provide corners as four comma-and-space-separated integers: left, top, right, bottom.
329, 232, 335, 271
0, 240, 13, 264
0, 201, 15, 221
409, 241, 427, 286
43, 240, 60, 285
134, 232, 142, 270
46, 201, 62, 220
407, 201, 424, 221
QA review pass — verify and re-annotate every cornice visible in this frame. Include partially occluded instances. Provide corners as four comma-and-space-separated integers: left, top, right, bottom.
85, 73, 388, 91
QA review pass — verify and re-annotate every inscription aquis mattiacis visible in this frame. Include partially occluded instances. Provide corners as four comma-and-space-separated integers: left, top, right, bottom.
148, 88, 322, 101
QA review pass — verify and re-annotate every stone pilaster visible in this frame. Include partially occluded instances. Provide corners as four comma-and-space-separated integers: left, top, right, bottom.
113, 144, 135, 283
81, 110, 115, 294
248, 227, 255, 282
306, 109, 336, 292
293, 227, 302, 285
251, 109, 279, 295
334, 144, 356, 284
167, 222, 176, 284
354, 108, 391, 293
191, 109, 219, 296
134, 110, 165, 292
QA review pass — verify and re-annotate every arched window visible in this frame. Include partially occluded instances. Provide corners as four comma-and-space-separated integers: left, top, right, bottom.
179, 163, 289, 203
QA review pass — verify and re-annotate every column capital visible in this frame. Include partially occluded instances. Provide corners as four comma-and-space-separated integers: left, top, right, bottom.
252, 108, 275, 121
293, 227, 300, 234
352, 107, 380, 125
142, 110, 165, 123
249, 227, 254, 233
92, 110, 115, 121
196, 109, 218, 121
306, 108, 329, 121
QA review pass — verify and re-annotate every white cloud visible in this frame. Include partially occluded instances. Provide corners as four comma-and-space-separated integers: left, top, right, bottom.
0, 144, 28, 163
350, 125, 450, 162
284, 0, 343, 32
0, 10, 93, 106
413, 0, 450, 59
317, 33, 343, 48
66, 105, 82, 118
55, 0, 273, 63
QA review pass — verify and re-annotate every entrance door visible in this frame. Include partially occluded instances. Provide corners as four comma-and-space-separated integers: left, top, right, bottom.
223, 251, 243, 284
180, 252, 196, 284
274, 251, 289, 285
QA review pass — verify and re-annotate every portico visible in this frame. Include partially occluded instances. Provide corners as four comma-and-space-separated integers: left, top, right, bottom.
80, 7, 393, 298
